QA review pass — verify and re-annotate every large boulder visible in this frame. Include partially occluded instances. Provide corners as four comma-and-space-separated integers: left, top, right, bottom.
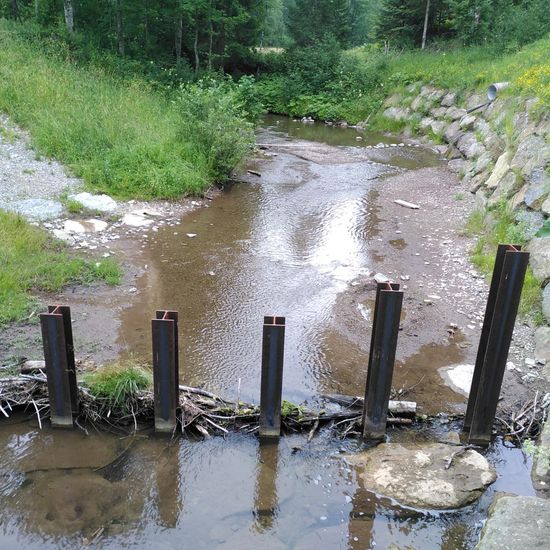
487, 171, 519, 206
70, 192, 117, 213
457, 134, 485, 159
511, 135, 550, 178
485, 153, 510, 189
444, 121, 463, 145
383, 107, 410, 121
524, 167, 550, 209
346, 443, 496, 510
476, 496, 550, 549
441, 92, 456, 107
528, 236, 550, 282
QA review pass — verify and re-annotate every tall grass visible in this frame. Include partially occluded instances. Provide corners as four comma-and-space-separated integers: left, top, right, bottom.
0, 211, 121, 326
0, 21, 254, 199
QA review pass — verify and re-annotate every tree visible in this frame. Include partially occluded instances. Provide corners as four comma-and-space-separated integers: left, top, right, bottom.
287, 0, 353, 47
63, 0, 74, 34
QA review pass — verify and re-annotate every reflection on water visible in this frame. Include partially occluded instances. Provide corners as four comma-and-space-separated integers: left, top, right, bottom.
0, 414, 536, 549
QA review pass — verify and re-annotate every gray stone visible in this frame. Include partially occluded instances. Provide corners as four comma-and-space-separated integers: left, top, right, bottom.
533, 417, 550, 491
513, 111, 535, 141
510, 185, 527, 210
346, 442, 496, 509
528, 237, 550, 282
446, 106, 467, 121
485, 153, 511, 189
524, 168, 550, 209
420, 117, 435, 131
534, 327, 550, 364
475, 188, 490, 208
64, 219, 108, 234
448, 159, 468, 175
441, 92, 456, 107
460, 115, 476, 130
469, 173, 487, 193
543, 283, 550, 321
444, 121, 463, 145
466, 93, 485, 110
535, 118, 550, 140
70, 192, 117, 213
430, 107, 447, 119
457, 134, 485, 159
511, 135, 550, 177
515, 209, 544, 240
476, 496, 550, 550
383, 107, 410, 121
542, 195, 550, 215
473, 153, 492, 175
52, 229, 75, 245
431, 120, 447, 135
2, 198, 63, 220
488, 171, 519, 207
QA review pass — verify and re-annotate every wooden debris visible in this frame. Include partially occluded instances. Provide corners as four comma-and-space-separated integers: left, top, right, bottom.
247, 169, 261, 177
394, 199, 420, 210
0, 375, 416, 438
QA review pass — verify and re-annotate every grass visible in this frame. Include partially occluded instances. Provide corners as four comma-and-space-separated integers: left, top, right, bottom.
259, 34, 550, 124
0, 20, 254, 200
84, 359, 152, 414
65, 198, 84, 214
0, 210, 121, 326
466, 204, 543, 324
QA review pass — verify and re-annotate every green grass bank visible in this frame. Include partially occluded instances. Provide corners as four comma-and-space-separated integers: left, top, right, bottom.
0, 211, 120, 326
0, 20, 256, 200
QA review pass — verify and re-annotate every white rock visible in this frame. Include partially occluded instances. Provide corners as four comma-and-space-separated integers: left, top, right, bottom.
64, 219, 108, 233
121, 211, 154, 227
71, 192, 117, 213
374, 273, 389, 283
439, 363, 474, 396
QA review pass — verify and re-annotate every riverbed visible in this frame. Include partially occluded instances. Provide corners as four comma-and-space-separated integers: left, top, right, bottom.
0, 116, 539, 548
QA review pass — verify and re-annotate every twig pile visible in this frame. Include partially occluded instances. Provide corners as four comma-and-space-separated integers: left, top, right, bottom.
497, 391, 550, 445
0, 374, 416, 438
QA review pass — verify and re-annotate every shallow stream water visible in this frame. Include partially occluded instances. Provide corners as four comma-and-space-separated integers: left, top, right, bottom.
0, 116, 537, 548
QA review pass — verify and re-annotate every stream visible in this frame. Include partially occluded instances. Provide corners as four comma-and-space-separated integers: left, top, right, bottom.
0, 116, 537, 549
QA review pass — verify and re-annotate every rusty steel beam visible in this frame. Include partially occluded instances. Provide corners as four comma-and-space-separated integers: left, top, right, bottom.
363, 283, 403, 440
152, 311, 179, 433
467, 247, 529, 445
40, 306, 77, 427
259, 316, 286, 438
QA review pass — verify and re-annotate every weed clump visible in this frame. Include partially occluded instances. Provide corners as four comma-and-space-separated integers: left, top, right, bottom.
84, 361, 152, 416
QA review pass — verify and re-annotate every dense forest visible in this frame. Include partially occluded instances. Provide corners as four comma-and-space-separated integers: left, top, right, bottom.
2, 0, 550, 74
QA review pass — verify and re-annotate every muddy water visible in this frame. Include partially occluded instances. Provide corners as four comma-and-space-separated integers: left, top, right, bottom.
0, 118, 536, 548
116, 116, 442, 406
0, 412, 536, 549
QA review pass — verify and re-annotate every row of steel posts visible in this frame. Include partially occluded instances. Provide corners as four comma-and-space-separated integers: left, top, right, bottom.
38, 244, 528, 444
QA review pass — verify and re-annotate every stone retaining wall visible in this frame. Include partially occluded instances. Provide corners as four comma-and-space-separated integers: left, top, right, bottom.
381, 84, 550, 351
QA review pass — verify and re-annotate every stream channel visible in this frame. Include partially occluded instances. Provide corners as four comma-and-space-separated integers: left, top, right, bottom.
0, 116, 537, 549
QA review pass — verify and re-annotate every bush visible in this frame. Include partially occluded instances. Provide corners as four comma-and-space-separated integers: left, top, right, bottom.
0, 20, 257, 199
177, 78, 256, 182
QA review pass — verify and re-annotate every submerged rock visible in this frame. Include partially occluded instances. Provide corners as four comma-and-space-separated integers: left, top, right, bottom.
346, 442, 496, 509
439, 363, 474, 396
476, 496, 550, 549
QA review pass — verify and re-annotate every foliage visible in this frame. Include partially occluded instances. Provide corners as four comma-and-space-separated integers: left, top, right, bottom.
0, 210, 121, 326
84, 360, 152, 415
281, 399, 305, 419
177, 77, 256, 182
0, 22, 257, 198
466, 203, 543, 325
